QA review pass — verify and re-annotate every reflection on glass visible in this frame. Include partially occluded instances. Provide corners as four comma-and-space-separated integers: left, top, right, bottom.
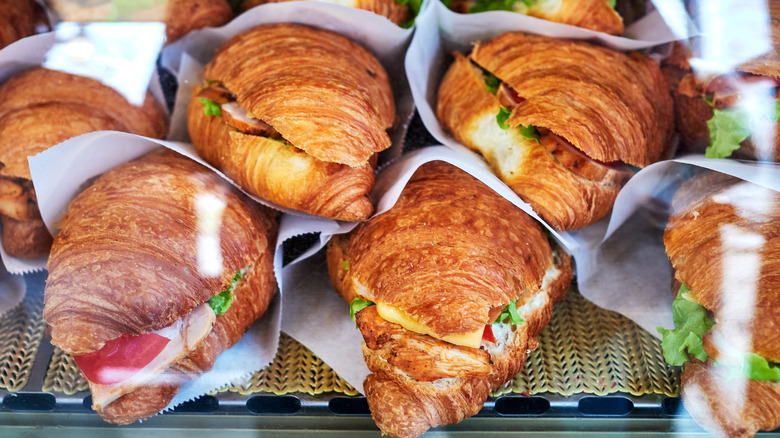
196, 192, 226, 277
43, 22, 165, 106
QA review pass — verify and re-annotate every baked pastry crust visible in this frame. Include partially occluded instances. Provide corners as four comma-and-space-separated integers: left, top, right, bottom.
200, 23, 394, 167
43, 149, 277, 356
0, 0, 49, 49
0, 68, 167, 258
664, 171, 780, 438
240, 0, 409, 25
327, 161, 573, 437
187, 86, 376, 221
436, 33, 675, 230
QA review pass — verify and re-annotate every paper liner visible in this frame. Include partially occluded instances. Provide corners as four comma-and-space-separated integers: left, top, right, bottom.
574, 157, 780, 337
27, 132, 284, 417
159, 2, 415, 164
0, 26, 168, 274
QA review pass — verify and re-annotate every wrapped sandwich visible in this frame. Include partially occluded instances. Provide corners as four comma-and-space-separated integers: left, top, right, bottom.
0, 0, 49, 49
659, 171, 779, 437
326, 161, 573, 438
448, 0, 624, 35
187, 23, 395, 221
437, 32, 673, 230
0, 68, 167, 258
48, 0, 233, 43
662, 0, 780, 161
239, 0, 411, 26
43, 149, 278, 424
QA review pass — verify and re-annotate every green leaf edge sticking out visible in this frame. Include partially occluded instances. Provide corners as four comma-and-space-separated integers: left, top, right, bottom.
608, 0, 616, 8
496, 106, 512, 130
469, 0, 521, 13
518, 124, 541, 143
494, 300, 525, 325
705, 106, 751, 159
199, 97, 222, 117
484, 72, 500, 95
209, 269, 246, 316
656, 283, 715, 366
729, 352, 780, 381
349, 297, 375, 324
106, 0, 165, 21
341, 260, 349, 271
398, 0, 423, 29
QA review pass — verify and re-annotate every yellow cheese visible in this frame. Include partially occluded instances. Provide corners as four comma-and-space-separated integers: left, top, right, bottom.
375, 302, 484, 348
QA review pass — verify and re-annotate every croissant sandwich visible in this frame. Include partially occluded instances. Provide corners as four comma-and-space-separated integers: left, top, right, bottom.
448, 0, 624, 35
187, 23, 395, 221
0, 68, 167, 258
326, 161, 573, 438
437, 33, 673, 230
48, 0, 233, 44
0, 0, 50, 49
662, 0, 780, 162
659, 171, 780, 437
239, 0, 410, 26
43, 149, 278, 424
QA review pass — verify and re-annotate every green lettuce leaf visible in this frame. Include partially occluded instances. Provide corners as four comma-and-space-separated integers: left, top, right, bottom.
494, 300, 524, 325
397, 0, 423, 28
350, 297, 375, 323
518, 124, 541, 143
496, 106, 511, 129
341, 260, 349, 271
106, 0, 166, 21
705, 106, 751, 158
209, 270, 245, 316
722, 352, 780, 381
484, 73, 500, 95
608, 0, 616, 8
657, 283, 716, 366
470, 0, 514, 13
198, 97, 222, 117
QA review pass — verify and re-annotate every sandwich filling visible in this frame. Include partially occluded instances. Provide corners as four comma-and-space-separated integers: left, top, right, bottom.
348, 257, 562, 349
657, 283, 780, 381
0, 177, 38, 221
475, 68, 634, 183
73, 267, 250, 410
196, 81, 299, 150
681, 72, 780, 159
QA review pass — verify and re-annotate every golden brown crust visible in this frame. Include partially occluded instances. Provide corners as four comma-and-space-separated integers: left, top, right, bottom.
682, 360, 780, 438
665, 171, 780, 363
437, 52, 633, 230
468, 33, 673, 167
240, 0, 409, 25
201, 23, 394, 167
0, 0, 49, 49
339, 161, 555, 339
164, 0, 233, 43
0, 68, 168, 181
0, 216, 52, 259
44, 149, 278, 355
187, 89, 376, 221
95, 253, 278, 424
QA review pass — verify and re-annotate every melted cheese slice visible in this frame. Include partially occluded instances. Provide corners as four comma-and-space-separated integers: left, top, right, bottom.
89, 304, 216, 410
375, 303, 484, 348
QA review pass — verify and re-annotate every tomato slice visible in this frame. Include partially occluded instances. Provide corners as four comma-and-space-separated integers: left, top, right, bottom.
482, 325, 496, 344
73, 333, 170, 385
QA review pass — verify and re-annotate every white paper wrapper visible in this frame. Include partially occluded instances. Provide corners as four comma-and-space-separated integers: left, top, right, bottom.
405, 1, 690, 250
575, 157, 780, 337
28, 131, 283, 416
0, 25, 166, 275
159, 2, 415, 163
280, 145, 577, 392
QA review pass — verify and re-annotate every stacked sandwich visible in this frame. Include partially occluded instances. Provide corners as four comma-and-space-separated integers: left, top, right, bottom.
327, 161, 573, 438
660, 171, 780, 437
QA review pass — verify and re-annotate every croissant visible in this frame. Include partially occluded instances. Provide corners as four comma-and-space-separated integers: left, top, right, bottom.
47, 0, 233, 44
448, 0, 623, 35
187, 23, 395, 221
662, 5, 780, 163
326, 161, 573, 438
43, 149, 278, 424
437, 33, 673, 230
239, 0, 409, 25
0, 0, 49, 49
0, 68, 167, 258
661, 171, 780, 437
